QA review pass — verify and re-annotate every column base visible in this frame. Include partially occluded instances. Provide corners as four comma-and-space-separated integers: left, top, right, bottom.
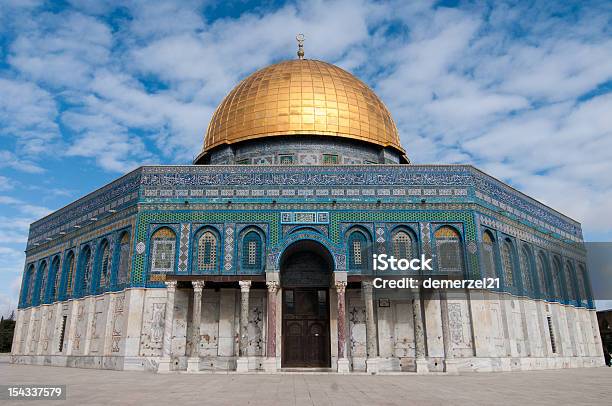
187, 357, 200, 373
444, 358, 459, 375
366, 358, 379, 374
157, 357, 173, 373
263, 358, 277, 373
416, 358, 430, 375
236, 357, 249, 373
337, 358, 350, 374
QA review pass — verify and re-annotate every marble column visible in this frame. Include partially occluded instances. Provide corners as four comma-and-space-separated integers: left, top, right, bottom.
264, 281, 279, 372
336, 280, 350, 373
236, 280, 251, 372
158, 280, 177, 373
363, 280, 379, 374
439, 290, 458, 374
187, 280, 204, 372
413, 288, 429, 374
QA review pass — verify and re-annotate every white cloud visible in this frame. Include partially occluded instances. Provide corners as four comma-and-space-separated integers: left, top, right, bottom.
0, 196, 51, 218
0, 0, 610, 236
0, 176, 14, 191
0, 79, 59, 157
0, 150, 45, 173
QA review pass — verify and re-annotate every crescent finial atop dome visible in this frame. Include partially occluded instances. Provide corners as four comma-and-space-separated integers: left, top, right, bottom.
296, 33, 305, 60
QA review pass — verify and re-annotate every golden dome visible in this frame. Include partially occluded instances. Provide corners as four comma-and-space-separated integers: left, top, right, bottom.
200, 59, 405, 158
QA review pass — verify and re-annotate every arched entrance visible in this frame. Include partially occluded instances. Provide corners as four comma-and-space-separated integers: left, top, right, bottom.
280, 240, 333, 368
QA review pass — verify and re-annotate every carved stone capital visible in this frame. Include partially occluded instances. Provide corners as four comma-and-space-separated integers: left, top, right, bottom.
192, 280, 205, 293
239, 280, 252, 292
335, 281, 347, 294
362, 280, 374, 294
266, 281, 279, 293
164, 280, 177, 292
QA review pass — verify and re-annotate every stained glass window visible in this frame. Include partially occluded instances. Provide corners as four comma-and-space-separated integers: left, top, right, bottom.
501, 240, 514, 287
99, 241, 111, 290
65, 252, 75, 297
80, 247, 93, 295
435, 226, 463, 273
197, 231, 217, 271
393, 231, 413, 259
151, 228, 176, 273
519, 246, 532, 294
565, 261, 577, 302
279, 154, 294, 165
242, 231, 262, 270
117, 233, 131, 285
51, 258, 61, 302
578, 265, 589, 304
322, 154, 338, 164
348, 231, 368, 271
552, 257, 564, 301
536, 252, 548, 297
38, 262, 48, 303
25, 265, 35, 306
482, 231, 496, 279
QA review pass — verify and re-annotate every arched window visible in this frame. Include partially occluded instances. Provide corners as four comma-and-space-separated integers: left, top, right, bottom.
348, 230, 369, 271
392, 230, 415, 259
24, 265, 35, 306
501, 239, 515, 288
65, 251, 76, 297
565, 260, 578, 303
117, 232, 131, 286
482, 230, 497, 279
552, 257, 565, 301
242, 230, 263, 271
578, 264, 589, 304
151, 228, 176, 273
98, 240, 111, 291
434, 226, 463, 273
535, 251, 548, 298
197, 231, 218, 272
50, 257, 61, 302
79, 246, 93, 296
519, 246, 533, 295
38, 261, 48, 304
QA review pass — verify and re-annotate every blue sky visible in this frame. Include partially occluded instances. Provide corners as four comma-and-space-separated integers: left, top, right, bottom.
0, 0, 611, 316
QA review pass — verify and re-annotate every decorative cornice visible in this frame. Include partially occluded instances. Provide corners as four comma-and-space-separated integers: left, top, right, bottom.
25, 164, 582, 249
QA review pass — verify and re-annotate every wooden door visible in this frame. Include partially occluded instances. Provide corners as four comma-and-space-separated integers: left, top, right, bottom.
282, 288, 330, 367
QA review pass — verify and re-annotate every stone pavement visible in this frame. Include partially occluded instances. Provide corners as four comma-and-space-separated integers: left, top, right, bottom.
1, 364, 610, 405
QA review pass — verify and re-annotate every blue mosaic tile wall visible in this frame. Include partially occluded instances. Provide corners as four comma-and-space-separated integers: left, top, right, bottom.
19, 164, 592, 310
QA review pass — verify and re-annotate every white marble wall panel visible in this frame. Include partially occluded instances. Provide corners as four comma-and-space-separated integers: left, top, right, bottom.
348, 298, 366, 359
110, 293, 126, 355
247, 291, 265, 357
172, 288, 188, 357
376, 305, 394, 358
71, 301, 87, 355
123, 289, 145, 358
88, 297, 107, 354
138, 290, 167, 357
393, 301, 415, 358
199, 290, 219, 357
40, 305, 56, 354
446, 298, 473, 357
424, 293, 444, 358
217, 289, 236, 357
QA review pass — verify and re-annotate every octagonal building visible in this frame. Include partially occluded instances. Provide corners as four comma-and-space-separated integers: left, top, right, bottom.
11, 56, 604, 373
